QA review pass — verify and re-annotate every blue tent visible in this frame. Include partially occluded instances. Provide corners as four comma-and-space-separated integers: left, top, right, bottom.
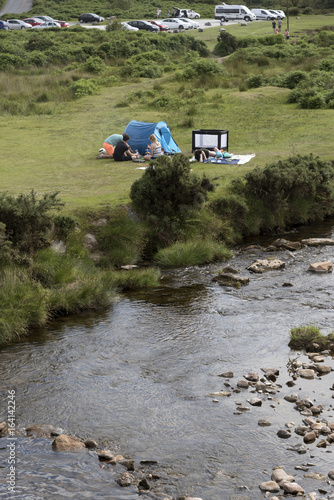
124, 120, 181, 156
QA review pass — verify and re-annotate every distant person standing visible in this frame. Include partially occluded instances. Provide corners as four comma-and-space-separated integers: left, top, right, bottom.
284, 28, 290, 39
277, 18, 282, 32
157, 8, 161, 18
166, 9, 170, 17
272, 19, 276, 32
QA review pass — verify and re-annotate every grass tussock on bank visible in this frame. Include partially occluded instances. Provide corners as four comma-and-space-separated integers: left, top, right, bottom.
154, 239, 232, 267
289, 325, 334, 351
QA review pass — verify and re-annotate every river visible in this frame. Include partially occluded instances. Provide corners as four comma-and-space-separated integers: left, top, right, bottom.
1, 221, 334, 499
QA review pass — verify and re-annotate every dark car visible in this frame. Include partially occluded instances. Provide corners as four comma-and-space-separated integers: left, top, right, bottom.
0, 20, 9, 30
78, 13, 104, 23
126, 20, 159, 32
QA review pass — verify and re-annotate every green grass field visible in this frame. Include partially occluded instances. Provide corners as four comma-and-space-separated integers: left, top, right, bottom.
1, 17, 334, 214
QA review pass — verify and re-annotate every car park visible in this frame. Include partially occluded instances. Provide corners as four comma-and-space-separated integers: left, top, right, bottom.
178, 18, 199, 29
0, 20, 9, 30
269, 9, 286, 19
121, 22, 139, 31
148, 20, 168, 31
6, 19, 32, 29
23, 17, 43, 26
31, 21, 61, 29
126, 20, 159, 32
54, 20, 69, 28
161, 18, 187, 30
78, 13, 104, 23
251, 8, 277, 20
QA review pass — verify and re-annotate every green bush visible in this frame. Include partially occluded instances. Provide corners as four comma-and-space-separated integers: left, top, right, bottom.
246, 74, 263, 88
71, 78, 97, 98
0, 191, 63, 254
213, 31, 238, 57
84, 56, 107, 73
282, 70, 309, 89
243, 155, 334, 230
130, 154, 214, 222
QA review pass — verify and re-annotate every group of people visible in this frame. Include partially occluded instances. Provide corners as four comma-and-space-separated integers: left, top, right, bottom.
272, 18, 290, 39
98, 133, 163, 162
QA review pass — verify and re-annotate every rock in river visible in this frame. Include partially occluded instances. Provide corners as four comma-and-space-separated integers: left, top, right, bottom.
52, 434, 86, 452
247, 259, 285, 273
308, 261, 333, 273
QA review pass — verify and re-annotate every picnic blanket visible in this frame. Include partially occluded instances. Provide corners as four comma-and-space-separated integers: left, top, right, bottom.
202, 154, 256, 165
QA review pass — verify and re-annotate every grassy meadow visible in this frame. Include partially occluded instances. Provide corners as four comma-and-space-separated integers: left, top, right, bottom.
1, 15, 334, 213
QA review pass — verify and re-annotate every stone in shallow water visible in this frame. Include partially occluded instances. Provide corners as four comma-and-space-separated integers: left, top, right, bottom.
247, 397, 262, 406
299, 368, 315, 379
277, 429, 291, 439
281, 481, 304, 495
52, 434, 86, 452
258, 419, 272, 427
271, 467, 294, 484
259, 480, 280, 492
247, 259, 285, 273
308, 261, 333, 273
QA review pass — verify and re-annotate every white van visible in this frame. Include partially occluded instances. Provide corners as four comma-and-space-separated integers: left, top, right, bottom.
251, 8, 277, 20
214, 4, 256, 22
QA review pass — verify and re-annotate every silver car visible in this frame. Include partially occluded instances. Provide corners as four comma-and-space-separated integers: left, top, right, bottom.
6, 19, 32, 29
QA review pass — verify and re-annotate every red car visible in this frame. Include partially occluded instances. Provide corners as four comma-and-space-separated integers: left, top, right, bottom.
54, 20, 69, 28
23, 17, 43, 26
148, 20, 168, 31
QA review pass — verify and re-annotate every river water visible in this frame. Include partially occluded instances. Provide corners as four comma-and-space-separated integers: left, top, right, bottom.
1, 221, 334, 499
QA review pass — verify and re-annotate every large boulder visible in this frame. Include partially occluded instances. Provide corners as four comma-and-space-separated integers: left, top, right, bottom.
52, 434, 86, 452
247, 259, 285, 273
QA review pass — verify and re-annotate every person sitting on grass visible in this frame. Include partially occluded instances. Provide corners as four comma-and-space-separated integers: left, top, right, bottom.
113, 133, 138, 162
144, 134, 163, 161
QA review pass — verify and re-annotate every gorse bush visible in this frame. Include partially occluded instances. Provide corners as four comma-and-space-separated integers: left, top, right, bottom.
213, 31, 238, 57
130, 154, 214, 221
0, 191, 63, 254
243, 154, 334, 229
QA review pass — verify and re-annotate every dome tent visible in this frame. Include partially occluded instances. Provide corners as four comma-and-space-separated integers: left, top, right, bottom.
124, 120, 181, 156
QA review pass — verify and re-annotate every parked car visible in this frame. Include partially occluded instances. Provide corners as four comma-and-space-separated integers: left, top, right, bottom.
269, 9, 286, 19
23, 17, 44, 26
148, 20, 168, 31
78, 13, 104, 23
121, 22, 139, 31
126, 20, 159, 32
0, 20, 9, 30
33, 15, 54, 22
178, 18, 199, 29
161, 18, 187, 30
54, 20, 69, 28
173, 8, 200, 19
6, 19, 32, 29
31, 21, 61, 29
251, 9, 277, 20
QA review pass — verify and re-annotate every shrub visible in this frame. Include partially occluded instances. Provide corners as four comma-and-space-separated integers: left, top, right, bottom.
246, 74, 262, 88
213, 31, 238, 57
130, 154, 214, 222
84, 56, 107, 73
282, 70, 309, 89
71, 78, 97, 98
244, 155, 334, 229
0, 191, 63, 254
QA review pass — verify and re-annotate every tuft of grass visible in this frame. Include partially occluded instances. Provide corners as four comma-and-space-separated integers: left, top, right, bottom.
111, 267, 161, 291
154, 239, 232, 268
288, 324, 334, 351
